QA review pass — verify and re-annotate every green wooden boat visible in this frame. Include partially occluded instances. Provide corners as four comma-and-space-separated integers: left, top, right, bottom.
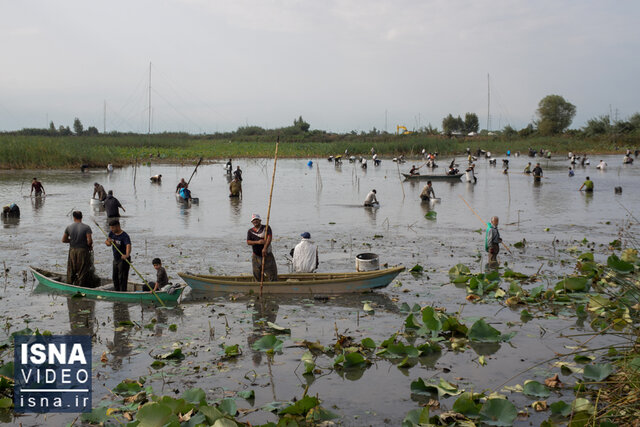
30, 267, 183, 305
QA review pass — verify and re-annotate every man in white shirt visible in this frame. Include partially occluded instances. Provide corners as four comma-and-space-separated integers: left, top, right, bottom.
292, 232, 318, 273
364, 189, 378, 207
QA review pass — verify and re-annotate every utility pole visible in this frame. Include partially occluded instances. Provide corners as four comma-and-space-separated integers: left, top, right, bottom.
148, 62, 152, 140
486, 73, 491, 132
103, 100, 106, 134
385, 109, 388, 133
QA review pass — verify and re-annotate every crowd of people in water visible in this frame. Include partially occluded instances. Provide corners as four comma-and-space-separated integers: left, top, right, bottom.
4, 146, 638, 291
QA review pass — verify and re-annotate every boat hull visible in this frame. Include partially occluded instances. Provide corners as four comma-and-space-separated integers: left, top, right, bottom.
178, 266, 405, 294
402, 173, 462, 181
30, 267, 183, 305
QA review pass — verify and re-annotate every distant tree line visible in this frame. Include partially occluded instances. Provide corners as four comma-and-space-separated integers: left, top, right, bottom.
441, 113, 479, 135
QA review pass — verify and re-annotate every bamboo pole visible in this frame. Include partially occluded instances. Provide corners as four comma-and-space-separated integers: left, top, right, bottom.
457, 195, 512, 254
260, 138, 279, 297
93, 220, 166, 307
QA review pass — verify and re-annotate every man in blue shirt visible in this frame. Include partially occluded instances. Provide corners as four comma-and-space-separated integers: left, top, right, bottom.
105, 219, 131, 292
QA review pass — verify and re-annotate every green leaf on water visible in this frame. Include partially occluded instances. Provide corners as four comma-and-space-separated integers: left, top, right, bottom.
520, 310, 533, 322
607, 254, 634, 274
583, 363, 614, 381
80, 406, 110, 424
421, 306, 442, 333
523, 380, 551, 398
578, 252, 594, 261
113, 379, 143, 396
279, 395, 319, 415
550, 400, 571, 416
218, 398, 237, 416
223, 344, 241, 357
182, 388, 207, 405
404, 313, 421, 330
343, 352, 367, 368
251, 334, 283, 353
0, 362, 14, 380
158, 348, 185, 360
479, 398, 518, 426
0, 397, 12, 409
410, 377, 462, 398
402, 407, 430, 427
555, 276, 589, 292
452, 392, 482, 417
168, 324, 177, 332
449, 264, 471, 283
468, 319, 515, 342
574, 355, 594, 364
237, 389, 255, 400
424, 211, 437, 220
150, 360, 165, 369
409, 264, 424, 273
361, 338, 376, 349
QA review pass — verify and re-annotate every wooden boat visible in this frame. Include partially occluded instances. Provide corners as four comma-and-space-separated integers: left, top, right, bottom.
30, 267, 183, 304
178, 266, 405, 294
402, 173, 462, 181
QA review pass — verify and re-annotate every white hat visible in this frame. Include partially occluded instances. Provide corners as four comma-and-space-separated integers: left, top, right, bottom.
251, 214, 261, 222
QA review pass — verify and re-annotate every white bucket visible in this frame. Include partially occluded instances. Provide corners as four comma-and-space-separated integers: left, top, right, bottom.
356, 253, 380, 272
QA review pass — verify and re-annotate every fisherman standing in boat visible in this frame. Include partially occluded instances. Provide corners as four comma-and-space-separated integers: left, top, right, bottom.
93, 182, 107, 201
485, 216, 502, 267
247, 214, 278, 282
30, 177, 45, 197
292, 232, 319, 273
62, 211, 94, 286
105, 219, 131, 292
420, 181, 435, 201
364, 189, 378, 207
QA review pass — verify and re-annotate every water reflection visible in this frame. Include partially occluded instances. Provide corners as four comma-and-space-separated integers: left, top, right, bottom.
107, 302, 133, 370
229, 197, 242, 220
1, 217, 19, 228
31, 195, 45, 213
67, 298, 95, 335
364, 206, 377, 225
469, 341, 501, 356
247, 298, 279, 366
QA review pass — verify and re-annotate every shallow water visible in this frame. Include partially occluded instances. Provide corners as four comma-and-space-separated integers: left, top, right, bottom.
0, 153, 638, 425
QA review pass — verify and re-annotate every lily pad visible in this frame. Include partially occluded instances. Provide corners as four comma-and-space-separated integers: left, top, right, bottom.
607, 254, 634, 274
402, 407, 430, 427
218, 398, 237, 416
452, 392, 482, 416
425, 211, 437, 220
523, 380, 550, 398
237, 390, 255, 401
252, 334, 284, 352
361, 338, 376, 349
136, 402, 178, 426
479, 398, 518, 426
550, 400, 571, 416
267, 321, 291, 334
223, 344, 241, 357
279, 395, 319, 416
411, 377, 462, 398
468, 319, 515, 342
182, 388, 206, 405
583, 363, 614, 382
449, 264, 471, 283
555, 276, 589, 292
409, 264, 424, 273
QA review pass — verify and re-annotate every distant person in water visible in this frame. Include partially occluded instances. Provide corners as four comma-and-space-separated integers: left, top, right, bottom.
364, 189, 378, 207
93, 182, 107, 201
579, 176, 594, 192
2, 204, 20, 218
485, 216, 502, 266
420, 181, 435, 201
104, 190, 125, 217
233, 166, 243, 182
226, 159, 233, 174
176, 178, 187, 192
62, 211, 94, 287
229, 177, 242, 198
31, 177, 45, 197
532, 163, 543, 182
568, 167, 575, 177
150, 174, 162, 183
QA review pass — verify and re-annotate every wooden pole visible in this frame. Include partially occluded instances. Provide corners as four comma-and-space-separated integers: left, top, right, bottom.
93, 220, 166, 307
260, 138, 279, 297
457, 195, 512, 254
396, 162, 405, 200
187, 157, 203, 186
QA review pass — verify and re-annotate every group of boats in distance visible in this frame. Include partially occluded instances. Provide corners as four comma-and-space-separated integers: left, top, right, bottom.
30, 265, 406, 304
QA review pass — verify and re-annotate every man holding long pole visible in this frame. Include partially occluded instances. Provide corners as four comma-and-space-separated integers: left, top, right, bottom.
105, 219, 132, 291
246, 214, 277, 283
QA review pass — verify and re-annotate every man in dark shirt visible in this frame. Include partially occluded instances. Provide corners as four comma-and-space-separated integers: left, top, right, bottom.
31, 178, 45, 197
233, 166, 243, 182
532, 163, 543, 182
104, 190, 125, 218
246, 214, 277, 282
105, 219, 131, 292
62, 211, 94, 286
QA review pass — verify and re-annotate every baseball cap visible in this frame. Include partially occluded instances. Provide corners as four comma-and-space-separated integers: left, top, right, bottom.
301, 232, 311, 239
251, 214, 261, 222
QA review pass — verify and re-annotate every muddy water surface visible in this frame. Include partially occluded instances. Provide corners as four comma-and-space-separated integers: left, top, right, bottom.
0, 154, 639, 425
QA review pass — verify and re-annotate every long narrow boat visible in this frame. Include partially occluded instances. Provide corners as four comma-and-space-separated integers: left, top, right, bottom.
402, 173, 462, 181
30, 267, 183, 305
178, 266, 405, 294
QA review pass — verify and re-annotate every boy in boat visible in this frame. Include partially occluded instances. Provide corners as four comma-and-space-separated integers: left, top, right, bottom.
247, 214, 278, 282
409, 165, 419, 176
93, 182, 107, 201
420, 181, 435, 201
105, 219, 131, 292
31, 177, 45, 197
150, 258, 168, 292
62, 211, 94, 286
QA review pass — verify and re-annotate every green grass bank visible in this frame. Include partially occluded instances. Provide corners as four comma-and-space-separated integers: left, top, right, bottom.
0, 133, 636, 169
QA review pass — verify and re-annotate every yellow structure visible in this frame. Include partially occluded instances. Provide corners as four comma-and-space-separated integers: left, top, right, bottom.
396, 125, 412, 135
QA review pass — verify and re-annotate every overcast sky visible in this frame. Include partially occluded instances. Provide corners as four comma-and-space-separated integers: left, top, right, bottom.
1, 0, 638, 133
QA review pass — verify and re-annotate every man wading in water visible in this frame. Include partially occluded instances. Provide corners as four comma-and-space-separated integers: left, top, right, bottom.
247, 214, 277, 282
485, 216, 502, 267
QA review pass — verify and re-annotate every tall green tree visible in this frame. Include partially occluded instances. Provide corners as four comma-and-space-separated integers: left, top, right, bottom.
73, 117, 84, 135
536, 95, 576, 135
464, 113, 479, 133
293, 116, 310, 132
